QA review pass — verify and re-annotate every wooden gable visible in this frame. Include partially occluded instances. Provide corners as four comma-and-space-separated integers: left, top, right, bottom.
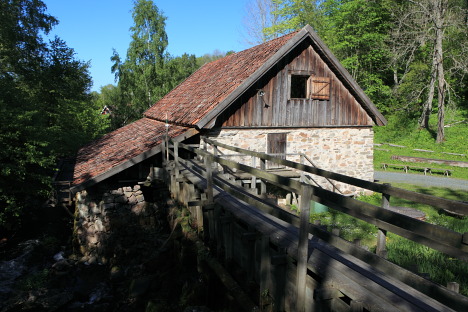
218, 39, 373, 128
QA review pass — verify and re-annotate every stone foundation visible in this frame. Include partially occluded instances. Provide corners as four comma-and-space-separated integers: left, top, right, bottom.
74, 184, 166, 264
205, 127, 374, 195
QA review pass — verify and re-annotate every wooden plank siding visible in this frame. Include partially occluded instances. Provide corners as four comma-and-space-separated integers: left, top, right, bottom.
220, 41, 372, 128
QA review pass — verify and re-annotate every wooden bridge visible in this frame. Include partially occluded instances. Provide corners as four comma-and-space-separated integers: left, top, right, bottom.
157, 137, 468, 312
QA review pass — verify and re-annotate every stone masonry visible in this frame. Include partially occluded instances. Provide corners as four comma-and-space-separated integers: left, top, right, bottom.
206, 127, 374, 195
74, 184, 163, 264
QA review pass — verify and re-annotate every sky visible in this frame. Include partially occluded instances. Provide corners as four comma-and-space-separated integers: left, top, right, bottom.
42, 0, 252, 92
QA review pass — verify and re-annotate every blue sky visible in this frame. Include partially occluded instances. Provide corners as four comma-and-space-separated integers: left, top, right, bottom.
43, 0, 251, 92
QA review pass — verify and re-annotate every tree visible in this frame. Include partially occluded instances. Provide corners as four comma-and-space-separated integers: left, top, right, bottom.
110, 0, 199, 128
263, 0, 328, 38
0, 0, 106, 232
111, 0, 169, 125
390, 0, 467, 142
166, 53, 199, 89
263, 0, 395, 112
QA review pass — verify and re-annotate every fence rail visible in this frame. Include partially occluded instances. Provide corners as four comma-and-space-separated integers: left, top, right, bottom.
164, 139, 468, 311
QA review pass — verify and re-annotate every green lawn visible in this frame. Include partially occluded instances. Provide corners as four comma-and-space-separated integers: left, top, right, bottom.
373, 111, 468, 180
307, 184, 468, 296
359, 184, 468, 296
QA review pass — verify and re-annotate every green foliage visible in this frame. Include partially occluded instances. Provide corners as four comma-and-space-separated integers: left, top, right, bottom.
0, 0, 109, 232
110, 0, 199, 128
264, 0, 327, 38
260, 0, 468, 141
196, 50, 229, 67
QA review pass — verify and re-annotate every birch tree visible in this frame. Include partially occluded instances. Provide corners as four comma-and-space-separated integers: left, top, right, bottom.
243, 0, 281, 45
111, 0, 169, 123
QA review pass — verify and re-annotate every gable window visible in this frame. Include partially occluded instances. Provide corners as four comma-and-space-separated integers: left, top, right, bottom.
289, 73, 331, 100
290, 75, 309, 98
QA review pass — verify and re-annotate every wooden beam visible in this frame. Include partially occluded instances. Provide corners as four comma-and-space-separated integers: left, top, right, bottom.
391, 155, 468, 168
178, 158, 468, 311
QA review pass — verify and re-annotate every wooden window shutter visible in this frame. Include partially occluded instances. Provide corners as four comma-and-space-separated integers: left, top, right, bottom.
309, 76, 331, 100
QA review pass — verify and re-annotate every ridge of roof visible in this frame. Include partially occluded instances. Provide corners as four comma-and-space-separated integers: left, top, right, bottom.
145, 25, 386, 128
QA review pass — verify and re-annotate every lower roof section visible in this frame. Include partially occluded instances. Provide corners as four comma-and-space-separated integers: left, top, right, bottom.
71, 118, 195, 193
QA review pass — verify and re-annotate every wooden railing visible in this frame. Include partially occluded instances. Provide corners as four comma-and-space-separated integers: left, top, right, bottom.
164, 138, 468, 311
196, 138, 468, 260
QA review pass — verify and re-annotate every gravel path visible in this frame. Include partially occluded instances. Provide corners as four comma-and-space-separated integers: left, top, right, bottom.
374, 171, 468, 191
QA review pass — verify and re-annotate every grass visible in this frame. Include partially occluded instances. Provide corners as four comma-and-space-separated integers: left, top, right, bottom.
357, 184, 468, 296
304, 185, 468, 296
367, 112, 468, 295
373, 110, 468, 180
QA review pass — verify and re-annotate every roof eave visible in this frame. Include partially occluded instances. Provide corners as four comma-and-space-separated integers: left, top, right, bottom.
70, 128, 199, 194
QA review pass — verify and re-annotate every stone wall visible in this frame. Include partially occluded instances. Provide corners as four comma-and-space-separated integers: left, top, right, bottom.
74, 184, 165, 264
205, 127, 374, 195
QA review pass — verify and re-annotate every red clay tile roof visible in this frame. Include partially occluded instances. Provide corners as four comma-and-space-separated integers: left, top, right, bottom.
73, 118, 189, 186
144, 31, 298, 126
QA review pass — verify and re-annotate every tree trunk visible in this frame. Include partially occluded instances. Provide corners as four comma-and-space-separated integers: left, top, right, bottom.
435, 0, 447, 143
419, 54, 437, 129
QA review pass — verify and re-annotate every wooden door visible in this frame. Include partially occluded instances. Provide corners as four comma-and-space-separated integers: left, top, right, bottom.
267, 133, 287, 169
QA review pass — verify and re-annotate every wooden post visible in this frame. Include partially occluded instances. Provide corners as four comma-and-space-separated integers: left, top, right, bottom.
242, 230, 257, 281
350, 300, 364, 312
221, 214, 233, 264
251, 156, 257, 190
260, 157, 267, 197
204, 154, 214, 204
297, 184, 312, 312
204, 154, 215, 244
447, 282, 459, 293
377, 183, 390, 258
165, 132, 170, 162
272, 249, 287, 311
200, 136, 207, 162
259, 234, 272, 309
161, 139, 166, 166
300, 154, 305, 183
174, 141, 179, 179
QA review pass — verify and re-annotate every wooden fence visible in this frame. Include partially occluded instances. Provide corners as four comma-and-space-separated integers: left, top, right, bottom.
163, 138, 468, 311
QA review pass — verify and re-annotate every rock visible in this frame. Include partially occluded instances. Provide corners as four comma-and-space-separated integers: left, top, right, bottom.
86, 256, 97, 265
110, 189, 124, 196
94, 219, 104, 232
114, 195, 127, 204
128, 195, 138, 205
131, 203, 146, 215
